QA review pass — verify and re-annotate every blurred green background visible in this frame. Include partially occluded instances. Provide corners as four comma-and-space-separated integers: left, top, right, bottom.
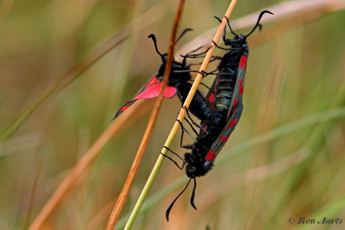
0, 0, 345, 229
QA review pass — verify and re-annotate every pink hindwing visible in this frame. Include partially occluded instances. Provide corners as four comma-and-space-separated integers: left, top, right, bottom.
114, 75, 177, 118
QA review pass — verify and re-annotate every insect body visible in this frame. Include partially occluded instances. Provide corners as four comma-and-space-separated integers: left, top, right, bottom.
166, 10, 273, 221
186, 10, 273, 179
113, 30, 212, 123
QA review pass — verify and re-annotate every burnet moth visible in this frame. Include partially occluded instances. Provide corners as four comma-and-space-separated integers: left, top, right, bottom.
165, 10, 274, 221
113, 29, 212, 123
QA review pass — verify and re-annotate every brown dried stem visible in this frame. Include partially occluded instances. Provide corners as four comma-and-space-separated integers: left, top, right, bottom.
106, 1, 186, 229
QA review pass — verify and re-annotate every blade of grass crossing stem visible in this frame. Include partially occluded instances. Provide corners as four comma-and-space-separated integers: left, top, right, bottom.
123, 0, 238, 229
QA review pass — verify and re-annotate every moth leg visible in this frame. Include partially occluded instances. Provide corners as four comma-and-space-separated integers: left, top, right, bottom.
182, 46, 211, 58
214, 16, 227, 43
183, 106, 208, 135
181, 46, 211, 66
212, 41, 231, 51
161, 146, 186, 170
176, 119, 197, 145
183, 56, 221, 67
173, 70, 206, 77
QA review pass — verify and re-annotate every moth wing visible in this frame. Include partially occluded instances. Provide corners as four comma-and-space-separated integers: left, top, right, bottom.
113, 76, 177, 119
203, 53, 247, 162
204, 104, 243, 162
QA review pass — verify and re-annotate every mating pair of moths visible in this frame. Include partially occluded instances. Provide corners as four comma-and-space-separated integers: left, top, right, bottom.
114, 11, 273, 221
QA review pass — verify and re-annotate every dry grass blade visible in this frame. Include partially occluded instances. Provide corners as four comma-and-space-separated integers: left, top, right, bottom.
107, 1, 187, 229
123, 0, 238, 228
0, 3, 166, 141
28, 100, 149, 230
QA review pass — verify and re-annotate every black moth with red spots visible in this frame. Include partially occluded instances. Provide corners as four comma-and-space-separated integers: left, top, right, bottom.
113, 29, 212, 123
165, 10, 274, 221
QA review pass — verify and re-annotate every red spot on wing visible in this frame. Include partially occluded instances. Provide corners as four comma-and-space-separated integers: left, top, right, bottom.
205, 150, 214, 161
220, 136, 229, 142
229, 120, 234, 129
205, 150, 216, 161
232, 103, 237, 113
202, 123, 208, 133
121, 105, 129, 111
238, 79, 244, 95
239, 55, 247, 68
209, 93, 216, 103
231, 98, 237, 113
211, 153, 216, 161
234, 118, 238, 124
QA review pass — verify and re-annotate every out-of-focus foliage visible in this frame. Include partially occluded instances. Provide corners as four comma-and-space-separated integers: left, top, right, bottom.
0, 0, 344, 229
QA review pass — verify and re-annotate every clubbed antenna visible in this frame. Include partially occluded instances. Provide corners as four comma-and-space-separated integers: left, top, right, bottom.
165, 178, 192, 221
190, 177, 197, 210
148, 34, 164, 62
175, 28, 193, 44
245, 10, 274, 38
224, 16, 237, 37
214, 16, 227, 42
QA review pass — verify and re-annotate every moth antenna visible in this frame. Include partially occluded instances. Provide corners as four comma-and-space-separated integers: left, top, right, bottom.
258, 24, 263, 31
175, 28, 193, 44
244, 10, 274, 38
214, 16, 227, 42
214, 16, 222, 23
148, 34, 164, 62
224, 16, 237, 36
166, 178, 192, 222
190, 177, 197, 210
